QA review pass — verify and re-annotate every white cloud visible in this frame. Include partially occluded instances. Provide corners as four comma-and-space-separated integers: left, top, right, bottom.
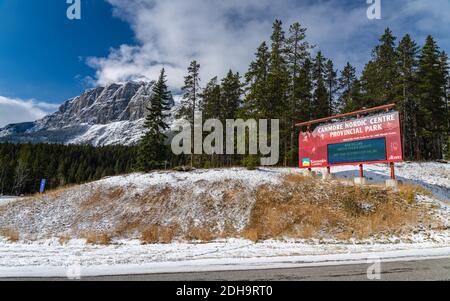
0, 96, 59, 127
89, 0, 449, 89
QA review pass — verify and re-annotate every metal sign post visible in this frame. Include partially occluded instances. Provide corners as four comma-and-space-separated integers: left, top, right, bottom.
390, 162, 396, 180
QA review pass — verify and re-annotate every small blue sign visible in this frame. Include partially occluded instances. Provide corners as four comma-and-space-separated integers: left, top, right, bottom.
40, 179, 46, 193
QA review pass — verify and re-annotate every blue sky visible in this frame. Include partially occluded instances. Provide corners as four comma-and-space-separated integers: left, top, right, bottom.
0, 0, 449, 127
0, 0, 133, 102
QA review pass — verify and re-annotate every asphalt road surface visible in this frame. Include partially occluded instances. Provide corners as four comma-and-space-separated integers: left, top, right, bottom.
3, 258, 450, 281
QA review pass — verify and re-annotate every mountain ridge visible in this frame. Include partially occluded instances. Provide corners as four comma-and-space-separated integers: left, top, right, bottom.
0, 81, 174, 146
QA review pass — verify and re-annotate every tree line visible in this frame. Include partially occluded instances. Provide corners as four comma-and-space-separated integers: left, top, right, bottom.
0, 143, 137, 195
138, 20, 449, 170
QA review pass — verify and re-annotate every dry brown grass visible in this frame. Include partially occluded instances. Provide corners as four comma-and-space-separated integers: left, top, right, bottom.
141, 224, 179, 244
399, 184, 432, 204
283, 173, 313, 184
0, 228, 20, 242
83, 232, 112, 245
242, 178, 434, 241
115, 221, 140, 237
240, 229, 259, 242
31, 184, 80, 199
137, 186, 173, 206
184, 226, 215, 242
80, 187, 125, 210
217, 222, 238, 239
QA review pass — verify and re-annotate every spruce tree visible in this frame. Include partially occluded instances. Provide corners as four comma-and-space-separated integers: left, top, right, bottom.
221, 70, 243, 166
439, 51, 449, 151
285, 22, 313, 165
337, 62, 358, 113
417, 36, 448, 159
267, 19, 289, 119
267, 20, 290, 165
201, 77, 223, 167
312, 51, 329, 119
361, 28, 399, 107
221, 70, 242, 120
178, 61, 201, 167
325, 59, 338, 116
201, 77, 222, 120
294, 58, 314, 122
244, 42, 270, 119
138, 68, 172, 171
285, 22, 312, 89
291, 57, 314, 164
396, 34, 419, 159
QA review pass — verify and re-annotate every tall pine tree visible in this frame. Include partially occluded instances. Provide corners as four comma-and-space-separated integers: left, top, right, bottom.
312, 51, 329, 119
266, 19, 289, 119
416, 36, 448, 159
244, 42, 270, 119
201, 77, 222, 120
285, 22, 313, 165
325, 59, 338, 116
337, 62, 360, 113
396, 34, 419, 160
361, 28, 399, 107
221, 70, 242, 120
138, 68, 172, 171
178, 61, 201, 167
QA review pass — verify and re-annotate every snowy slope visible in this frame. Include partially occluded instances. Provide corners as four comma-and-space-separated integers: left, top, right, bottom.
0, 163, 448, 278
0, 163, 448, 240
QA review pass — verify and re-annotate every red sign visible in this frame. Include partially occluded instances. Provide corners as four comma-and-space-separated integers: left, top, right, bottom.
299, 111, 403, 168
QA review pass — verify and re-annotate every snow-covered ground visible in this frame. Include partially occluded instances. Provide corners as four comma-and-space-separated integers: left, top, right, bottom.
0, 196, 20, 206
1, 237, 450, 278
0, 163, 448, 278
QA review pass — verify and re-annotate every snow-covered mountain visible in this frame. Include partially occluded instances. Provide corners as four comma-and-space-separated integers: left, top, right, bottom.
0, 81, 174, 146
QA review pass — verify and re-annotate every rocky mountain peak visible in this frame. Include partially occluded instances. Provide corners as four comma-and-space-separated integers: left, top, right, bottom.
0, 81, 174, 146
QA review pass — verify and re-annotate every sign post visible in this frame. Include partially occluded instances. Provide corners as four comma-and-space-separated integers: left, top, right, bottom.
40, 179, 46, 194
390, 162, 396, 180
296, 104, 403, 187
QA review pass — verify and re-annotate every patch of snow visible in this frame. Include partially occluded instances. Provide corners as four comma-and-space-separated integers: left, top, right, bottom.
98, 167, 288, 192
68, 119, 145, 146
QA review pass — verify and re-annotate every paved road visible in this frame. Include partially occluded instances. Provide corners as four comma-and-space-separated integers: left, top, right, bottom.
3, 258, 450, 281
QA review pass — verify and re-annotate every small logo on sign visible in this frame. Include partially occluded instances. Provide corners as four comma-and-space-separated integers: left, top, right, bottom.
302, 158, 311, 167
